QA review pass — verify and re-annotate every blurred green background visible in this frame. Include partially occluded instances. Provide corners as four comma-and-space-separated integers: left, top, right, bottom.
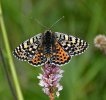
0, 0, 106, 100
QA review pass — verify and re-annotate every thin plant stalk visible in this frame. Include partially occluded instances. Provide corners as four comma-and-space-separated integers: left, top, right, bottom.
49, 93, 54, 100
0, 49, 17, 100
0, 2, 24, 100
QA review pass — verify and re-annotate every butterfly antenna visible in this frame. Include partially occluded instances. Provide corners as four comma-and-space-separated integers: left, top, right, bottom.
33, 18, 48, 29
22, 13, 48, 29
49, 16, 64, 29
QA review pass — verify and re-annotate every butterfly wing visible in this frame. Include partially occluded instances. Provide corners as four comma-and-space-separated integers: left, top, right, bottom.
28, 52, 47, 66
55, 32, 88, 56
51, 41, 71, 66
13, 33, 47, 66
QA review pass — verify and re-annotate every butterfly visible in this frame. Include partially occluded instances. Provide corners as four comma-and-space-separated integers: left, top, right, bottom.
13, 30, 88, 66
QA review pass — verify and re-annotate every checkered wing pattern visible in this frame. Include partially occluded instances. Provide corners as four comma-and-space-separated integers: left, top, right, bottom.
13, 33, 47, 66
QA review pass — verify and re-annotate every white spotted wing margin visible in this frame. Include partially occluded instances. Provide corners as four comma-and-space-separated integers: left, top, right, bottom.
55, 32, 89, 56
13, 33, 47, 67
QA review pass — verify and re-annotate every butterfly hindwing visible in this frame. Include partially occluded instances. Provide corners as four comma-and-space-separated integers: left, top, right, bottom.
28, 52, 47, 66
51, 42, 71, 66
55, 32, 88, 56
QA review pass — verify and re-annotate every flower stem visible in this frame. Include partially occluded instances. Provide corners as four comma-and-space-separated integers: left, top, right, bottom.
49, 93, 54, 100
0, 2, 24, 100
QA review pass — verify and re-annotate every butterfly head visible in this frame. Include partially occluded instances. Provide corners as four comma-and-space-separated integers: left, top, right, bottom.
44, 30, 52, 35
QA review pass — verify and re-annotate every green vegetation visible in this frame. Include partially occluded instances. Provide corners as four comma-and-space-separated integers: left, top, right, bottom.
0, 0, 106, 100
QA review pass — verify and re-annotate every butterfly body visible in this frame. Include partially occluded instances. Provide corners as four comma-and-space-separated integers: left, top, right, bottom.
42, 30, 55, 56
13, 30, 88, 66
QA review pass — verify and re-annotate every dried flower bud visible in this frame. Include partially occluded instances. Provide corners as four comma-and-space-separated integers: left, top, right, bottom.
94, 34, 106, 54
37, 64, 64, 99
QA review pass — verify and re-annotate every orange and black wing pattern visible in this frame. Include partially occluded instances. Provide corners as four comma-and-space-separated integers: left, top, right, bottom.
13, 33, 47, 66
28, 52, 47, 66
51, 42, 71, 66
55, 32, 89, 56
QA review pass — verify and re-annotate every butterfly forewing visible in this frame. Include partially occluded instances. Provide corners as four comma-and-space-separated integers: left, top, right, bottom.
55, 32, 88, 56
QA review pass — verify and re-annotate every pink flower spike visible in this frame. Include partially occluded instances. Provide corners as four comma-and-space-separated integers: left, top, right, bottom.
37, 64, 64, 99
